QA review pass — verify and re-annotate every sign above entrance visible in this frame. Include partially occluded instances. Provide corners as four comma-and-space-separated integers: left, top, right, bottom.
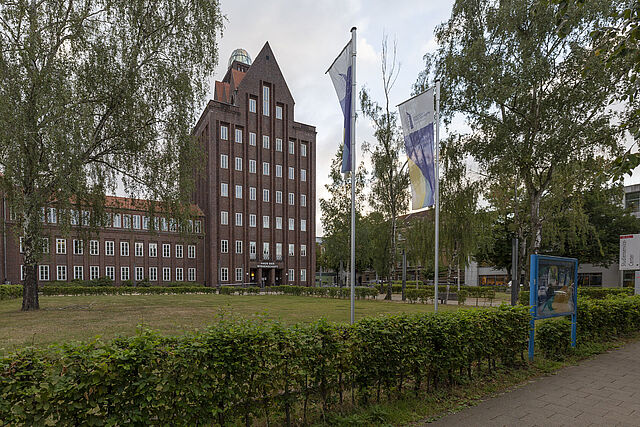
256, 263, 277, 269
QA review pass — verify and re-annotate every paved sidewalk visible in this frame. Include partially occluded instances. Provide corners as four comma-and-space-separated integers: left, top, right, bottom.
428, 340, 640, 426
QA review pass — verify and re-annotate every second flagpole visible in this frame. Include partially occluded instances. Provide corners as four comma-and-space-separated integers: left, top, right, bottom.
350, 27, 357, 325
434, 79, 440, 313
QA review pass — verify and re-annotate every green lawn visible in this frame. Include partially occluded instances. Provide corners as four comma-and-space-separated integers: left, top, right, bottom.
0, 294, 466, 351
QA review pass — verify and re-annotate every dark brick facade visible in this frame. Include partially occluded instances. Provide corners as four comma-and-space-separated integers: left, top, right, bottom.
193, 42, 316, 286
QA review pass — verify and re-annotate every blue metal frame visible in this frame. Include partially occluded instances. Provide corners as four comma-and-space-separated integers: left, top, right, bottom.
528, 254, 578, 361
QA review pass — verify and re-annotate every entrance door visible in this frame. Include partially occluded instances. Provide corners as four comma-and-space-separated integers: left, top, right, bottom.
275, 269, 282, 285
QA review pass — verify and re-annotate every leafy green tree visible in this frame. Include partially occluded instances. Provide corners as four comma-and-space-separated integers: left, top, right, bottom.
360, 35, 410, 299
420, 0, 626, 273
0, 0, 223, 310
319, 146, 367, 283
362, 211, 392, 281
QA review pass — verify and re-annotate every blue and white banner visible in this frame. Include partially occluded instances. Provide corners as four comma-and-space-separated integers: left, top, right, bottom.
327, 41, 353, 173
398, 88, 436, 210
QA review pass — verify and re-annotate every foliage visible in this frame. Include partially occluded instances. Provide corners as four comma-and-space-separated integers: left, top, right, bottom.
0, 307, 530, 425
537, 319, 573, 359
420, 0, 627, 276
0, 0, 223, 310
0, 285, 21, 300
520, 287, 634, 305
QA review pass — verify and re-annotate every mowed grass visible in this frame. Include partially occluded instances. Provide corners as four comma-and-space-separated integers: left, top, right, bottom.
0, 294, 467, 351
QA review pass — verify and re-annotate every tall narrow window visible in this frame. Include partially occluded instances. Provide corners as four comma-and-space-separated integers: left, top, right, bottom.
235, 128, 243, 143
263, 85, 270, 116
249, 98, 257, 113
220, 125, 228, 140
220, 154, 228, 168
263, 135, 270, 149
276, 105, 283, 119
249, 132, 256, 145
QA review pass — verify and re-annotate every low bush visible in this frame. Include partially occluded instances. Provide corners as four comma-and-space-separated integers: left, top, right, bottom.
578, 287, 633, 299
38, 286, 217, 296
0, 306, 530, 425
0, 285, 21, 300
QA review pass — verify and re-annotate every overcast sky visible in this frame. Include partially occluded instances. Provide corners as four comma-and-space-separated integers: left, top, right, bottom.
207, 0, 640, 235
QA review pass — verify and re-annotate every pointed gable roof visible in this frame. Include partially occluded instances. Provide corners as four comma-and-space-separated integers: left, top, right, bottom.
239, 42, 294, 105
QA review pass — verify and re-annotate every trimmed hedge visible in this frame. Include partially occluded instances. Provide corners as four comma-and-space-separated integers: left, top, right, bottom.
266, 285, 378, 299
0, 285, 21, 300
0, 306, 530, 425
538, 295, 640, 358
519, 287, 635, 306
39, 286, 218, 296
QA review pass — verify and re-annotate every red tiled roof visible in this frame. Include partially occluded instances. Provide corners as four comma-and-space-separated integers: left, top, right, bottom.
104, 195, 204, 217
214, 81, 231, 103
231, 69, 246, 87
398, 209, 433, 223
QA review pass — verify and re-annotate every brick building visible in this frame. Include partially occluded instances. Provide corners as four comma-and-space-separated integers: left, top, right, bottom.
1, 196, 205, 285
192, 43, 316, 286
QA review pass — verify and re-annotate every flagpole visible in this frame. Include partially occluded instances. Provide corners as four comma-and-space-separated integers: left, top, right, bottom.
350, 27, 357, 325
434, 80, 440, 313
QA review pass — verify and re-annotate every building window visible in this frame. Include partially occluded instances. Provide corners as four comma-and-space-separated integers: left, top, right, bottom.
195, 220, 202, 233
249, 160, 256, 174
235, 185, 243, 199
235, 213, 243, 226
48, 207, 57, 223
120, 241, 129, 257
301, 144, 307, 157
176, 268, 184, 282
221, 239, 228, 253
263, 135, 270, 149
263, 216, 270, 229
39, 265, 49, 281
289, 140, 295, 154
90, 266, 99, 280
42, 238, 49, 254
479, 275, 509, 286
221, 267, 229, 282
249, 132, 256, 145
301, 269, 307, 282
235, 267, 243, 283
249, 98, 257, 113
301, 169, 307, 182
163, 243, 170, 258
220, 154, 229, 169
133, 215, 141, 229
276, 243, 282, 260
176, 244, 184, 258
250, 242, 257, 258
288, 218, 295, 230
105, 266, 115, 281
113, 213, 121, 228
250, 187, 257, 200
288, 167, 295, 180
143, 216, 150, 230
236, 240, 243, 254
235, 157, 243, 171
135, 242, 144, 257
263, 189, 269, 202
276, 191, 282, 204
188, 245, 196, 259
188, 268, 196, 282
220, 125, 228, 140
289, 243, 295, 256
276, 105, 283, 119
162, 267, 171, 282
288, 193, 295, 205
249, 214, 256, 227
135, 267, 144, 282
288, 269, 295, 282
149, 267, 158, 281
301, 245, 307, 256
276, 217, 282, 229
578, 273, 603, 287
301, 194, 307, 207
301, 219, 307, 232
149, 243, 158, 257
121, 267, 130, 282
276, 165, 282, 177
57, 265, 67, 281
221, 182, 228, 197
276, 138, 283, 152
123, 214, 131, 229
70, 209, 79, 226
105, 240, 114, 256
263, 242, 270, 259
221, 211, 229, 225
161, 218, 168, 232
56, 238, 66, 254
235, 128, 243, 143
263, 85, 270, 116
19, 237, 24, 253
263, 162, 270, 175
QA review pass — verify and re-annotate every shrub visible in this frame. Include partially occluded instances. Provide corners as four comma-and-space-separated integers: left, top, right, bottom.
0, 306, 530, 425
0, 285, 21, 300
537, 318, 572, 359
136, 279, 152, 287
92, 276, 114, 287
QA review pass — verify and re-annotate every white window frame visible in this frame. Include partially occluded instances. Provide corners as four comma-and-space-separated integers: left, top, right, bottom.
149, 266, 158, 281
235, 212, 243, 226
221, 182, 228, 197
235, 128, 243, 143
263, 215, 270, 229
235, 240, 243, 254
249, 132, 256, 145
162, 267, 171, 282
301, 143, 307, 157
276, 191, 283, 204
263, 189, 269, 202
288, 269, 295, 282
57, 265, 67, 281
120, 241, 129, 257
163, 243, 171, 258
220, 125, 228, 140
263, 135, 270, 149
89, 240, 99, 256
149, 242, 158, 257
288, 167, 295, 180
301, 169, 307, 182
235, 267, 243, 283
105, 266, 115, 281
249, 98, 257, 113
276, 105, 283, 119
276, 217, 282, 229
289, 140, 295, 154
39, 265, 49, 281
176, 267, 184, 282
301, 219, 307, 232
249, 187, 257, 200
221, 239, 228, 253
221, 211, 229, 225
56, 238, 67, 254
176, 244, 183, 258
249, 214, 256, 228
105, 240, 114, 256
221, 267, 229, 282
74, 265, 84, 280
220, 154, 229, 169
289, 244, 295, 256
90, 265, 100, 280
135, 242, 144, 257
289, 218, 295, 231
263, 85, 270, 116
301, 194, 307, 207
276, 138, 283, 152
235, 157, 242, 171
135, 267, 144, 282
235, 185, 243, 199
188, 268, 196, 282
188, 245, 196, 259
301, 269, 307, 282
288, 193, 295, 205
276, 165, 282, 177
301, 244, 307, 256
262, 162, 270, 176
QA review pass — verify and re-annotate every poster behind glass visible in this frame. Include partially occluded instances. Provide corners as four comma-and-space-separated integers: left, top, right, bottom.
536, 258, 576, 318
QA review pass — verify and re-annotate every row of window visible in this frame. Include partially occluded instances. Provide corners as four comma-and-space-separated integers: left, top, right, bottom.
230, 241, 307, 257
220, 267, 307, 282
220, 213, 307, 231
220, 155, 308, 180
22, 265, 196, 282
219, 127, 308, 157
220, 185, 307, 206
10, 208, 203, 234
20, 238, 196, 258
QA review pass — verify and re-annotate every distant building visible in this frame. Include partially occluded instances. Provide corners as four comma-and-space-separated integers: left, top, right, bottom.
192, 43, 316, 286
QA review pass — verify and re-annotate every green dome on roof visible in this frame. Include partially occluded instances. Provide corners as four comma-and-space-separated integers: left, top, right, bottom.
228, 48, 252, 68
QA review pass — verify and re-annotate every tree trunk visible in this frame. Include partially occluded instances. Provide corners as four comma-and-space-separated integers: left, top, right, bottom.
525, 189, 543, 289
21, 208, 40, 311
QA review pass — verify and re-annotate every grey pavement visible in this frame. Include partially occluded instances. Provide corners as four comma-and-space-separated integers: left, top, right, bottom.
427, 339, 640, 426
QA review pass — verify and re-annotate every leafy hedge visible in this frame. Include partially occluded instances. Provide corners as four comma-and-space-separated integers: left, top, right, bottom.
266, 285, 378, 299
0, 285, 21, 300
519, 287, 635, 305
538, 295, 640, 358
39, 286, 218, 296
0, 306, 530, 425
